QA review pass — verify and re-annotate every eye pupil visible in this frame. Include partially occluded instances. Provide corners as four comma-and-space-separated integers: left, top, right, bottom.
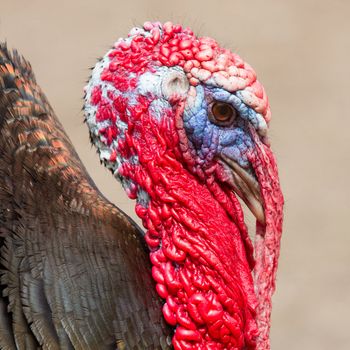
210, 101, 236, 125
216, 104, 230, 117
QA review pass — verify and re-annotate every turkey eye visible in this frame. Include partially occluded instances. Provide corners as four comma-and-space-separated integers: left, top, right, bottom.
209, 102, 237, 126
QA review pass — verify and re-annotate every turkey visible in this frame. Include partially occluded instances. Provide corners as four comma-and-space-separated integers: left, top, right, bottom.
0, 22, 284, 350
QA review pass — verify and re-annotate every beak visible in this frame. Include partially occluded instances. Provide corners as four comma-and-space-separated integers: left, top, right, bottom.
220, 154, 266, 225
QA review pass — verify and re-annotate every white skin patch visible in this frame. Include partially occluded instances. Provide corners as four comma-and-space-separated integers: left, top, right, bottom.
137, 70, 164, 97
149, 99, 171, 121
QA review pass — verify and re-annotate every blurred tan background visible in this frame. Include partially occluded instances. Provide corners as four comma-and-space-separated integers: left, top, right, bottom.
1, 0, 349, 348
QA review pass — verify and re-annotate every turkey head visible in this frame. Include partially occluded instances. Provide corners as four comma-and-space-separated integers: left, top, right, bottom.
84, 21, 284, 350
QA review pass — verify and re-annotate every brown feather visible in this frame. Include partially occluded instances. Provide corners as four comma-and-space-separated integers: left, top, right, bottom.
0, 43, 172, 349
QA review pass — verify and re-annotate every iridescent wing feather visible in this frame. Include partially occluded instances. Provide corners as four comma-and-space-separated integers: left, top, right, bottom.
0, 44, 171, 350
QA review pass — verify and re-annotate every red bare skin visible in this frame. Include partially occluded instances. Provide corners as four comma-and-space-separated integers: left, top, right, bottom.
85, 21, 284, 350
249, 130, 284, 349
121, 100, 258, 349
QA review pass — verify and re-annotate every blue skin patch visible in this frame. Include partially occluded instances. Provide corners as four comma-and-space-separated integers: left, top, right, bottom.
183, 85, 255, 169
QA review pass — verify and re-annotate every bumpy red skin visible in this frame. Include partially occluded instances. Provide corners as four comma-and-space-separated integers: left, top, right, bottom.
248, 130, 284, 349
87, 22, 283, 350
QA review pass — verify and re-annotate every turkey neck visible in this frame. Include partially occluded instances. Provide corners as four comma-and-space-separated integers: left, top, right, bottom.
123, 107, 260, 349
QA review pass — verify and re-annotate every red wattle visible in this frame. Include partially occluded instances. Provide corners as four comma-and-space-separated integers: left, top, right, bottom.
85, 21, 284, 350
121, 99, 259, 349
